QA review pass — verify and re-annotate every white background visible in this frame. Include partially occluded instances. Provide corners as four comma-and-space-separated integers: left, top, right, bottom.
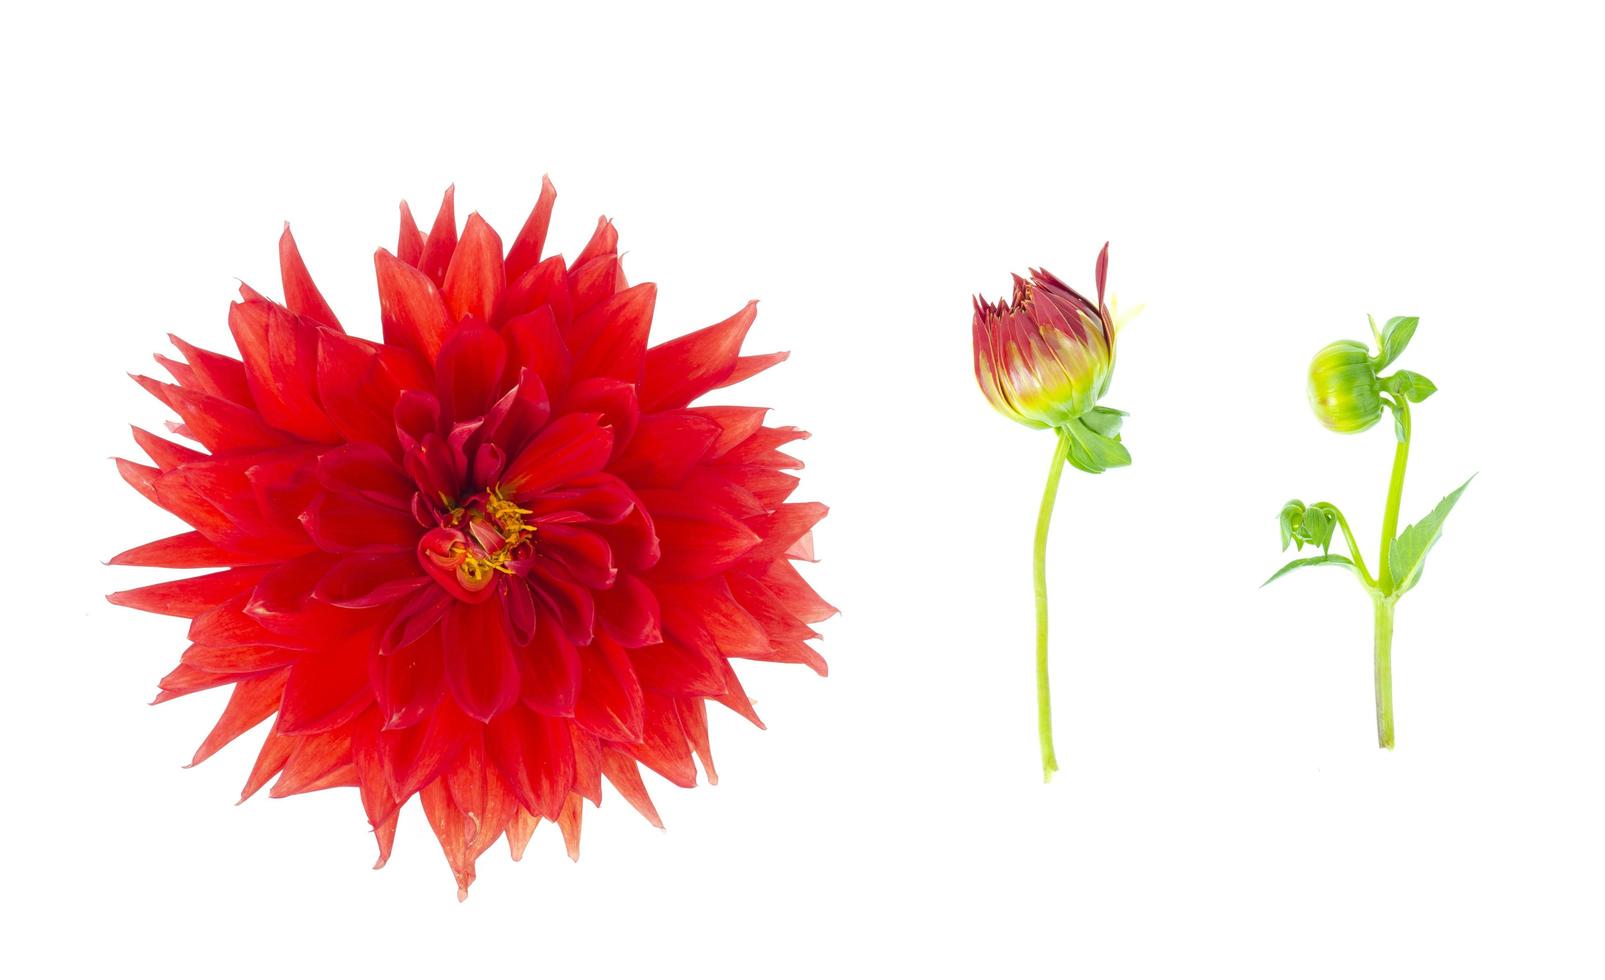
3, 1, 1601, 976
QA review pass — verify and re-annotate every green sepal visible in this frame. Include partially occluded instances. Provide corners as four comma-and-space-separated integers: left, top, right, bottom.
1387, 475, 1475, 597
1385, 370, 1437, 403
1061, 415, 1132, 474
1262, 553, 1358, 587
1080, 405, 1128, 438
1376, 316, 1419, 370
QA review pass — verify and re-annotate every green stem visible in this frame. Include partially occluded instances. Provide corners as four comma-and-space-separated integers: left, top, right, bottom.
1313, 502, 1375, 587
1377, 399, 1411, 592
1374, 397, 1410, 749
1033, 427, 1073, 783
1373, 596, 1396, 749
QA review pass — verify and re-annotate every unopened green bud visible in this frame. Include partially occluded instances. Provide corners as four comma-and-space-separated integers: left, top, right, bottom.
1307, 340, 1382, 433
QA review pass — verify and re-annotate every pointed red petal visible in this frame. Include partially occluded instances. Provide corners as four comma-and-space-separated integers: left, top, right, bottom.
441, 213, 505, 324
279, 225, 344, 331
418, 185, 457, 286
640, 301, 757, 411
375, 249, 452, 362
505, 176, 556, 283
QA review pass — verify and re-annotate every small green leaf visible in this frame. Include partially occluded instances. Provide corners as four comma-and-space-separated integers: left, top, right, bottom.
1387, 370, 1437, 403
1081, 406, 1128, 438
1278, 500, 1305, 552
1262, 553, 1357, 587
1301, 505, 1333, 554
1378, 316, 1419, 369
1063, 417, 1131, 474
1387, 475, 1475, 596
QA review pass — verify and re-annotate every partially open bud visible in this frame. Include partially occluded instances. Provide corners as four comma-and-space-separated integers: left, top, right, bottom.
1307, 340, 1382, 433
972, 245, 1116, 429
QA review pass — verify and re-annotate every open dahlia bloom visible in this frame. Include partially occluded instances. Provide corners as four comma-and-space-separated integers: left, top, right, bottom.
109, 181, 833, 897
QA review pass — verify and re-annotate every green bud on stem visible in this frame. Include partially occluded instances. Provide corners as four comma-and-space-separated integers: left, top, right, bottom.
1307, 340, 1383, 433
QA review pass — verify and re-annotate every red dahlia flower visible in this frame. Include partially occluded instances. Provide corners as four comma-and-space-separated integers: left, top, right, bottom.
109, 181, 833, 897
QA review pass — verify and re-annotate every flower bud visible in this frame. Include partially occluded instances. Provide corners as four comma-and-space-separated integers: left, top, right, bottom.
1307, 340, 1382, 433
972, 245, 1116, 429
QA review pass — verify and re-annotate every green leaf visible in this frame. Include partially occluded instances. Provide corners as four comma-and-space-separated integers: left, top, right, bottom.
1387, 370, 1437, 403
1063, 417, 1132, 474
1262, 553, 1357, 587
1378, 316, 1419, 369
1081, 406, 1128, 438
1387, 475, 1475, 596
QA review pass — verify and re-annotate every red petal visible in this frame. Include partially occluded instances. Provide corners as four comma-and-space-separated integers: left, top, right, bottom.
131, 424, 204, 469
496, 255, 572, 327
166, 335, 254, 406
657, 578, 773, 656
1095, 242, 1110, 307
573, 216, 617, 271
315, 554, 428, 608
600, 750, 662, 828
181, 641, 298, 674
500, 413, 614, 496
501, 307, 571, 397
744, 502, 829, 563
397, 200, 424, 267
442, 599, 522, 723
515, 614, 580, 715
108, 567, 263, 618
374, 625, 445, 729
569, 254, 620, 314
227, 301, 340, 443
612, 411, 721, 487
640, 301, 756, 412
379, 694, 474, 800
692, 406, 769, 458
435, 323, 507, 424
441, 213, 504, 325
189, 670, 288, 766
757, 558, 839, 623
187, 591, 300, 648
595, 572, 662, 648
486, 708, 574, 821
375, 248, 452, 362
277, 626, 377, 734
317, 332, 405, 453
629, 635, 727, 697
640, 492, 761, 579
677, 698, 717, 784
300, 491, 418, 554
567, 283, 655, 383
132, 374, 291, 454
279, 225, 344, 331
419, 778, 476, 900
418, 185, 457, 286
573, 636, 644, 742
717, 351, 789, 389
628, 692, 697, 787
109, 531, 264, 569
315, 442, 414, 509
504, 176, 556, 283
270, 727, 355, 798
